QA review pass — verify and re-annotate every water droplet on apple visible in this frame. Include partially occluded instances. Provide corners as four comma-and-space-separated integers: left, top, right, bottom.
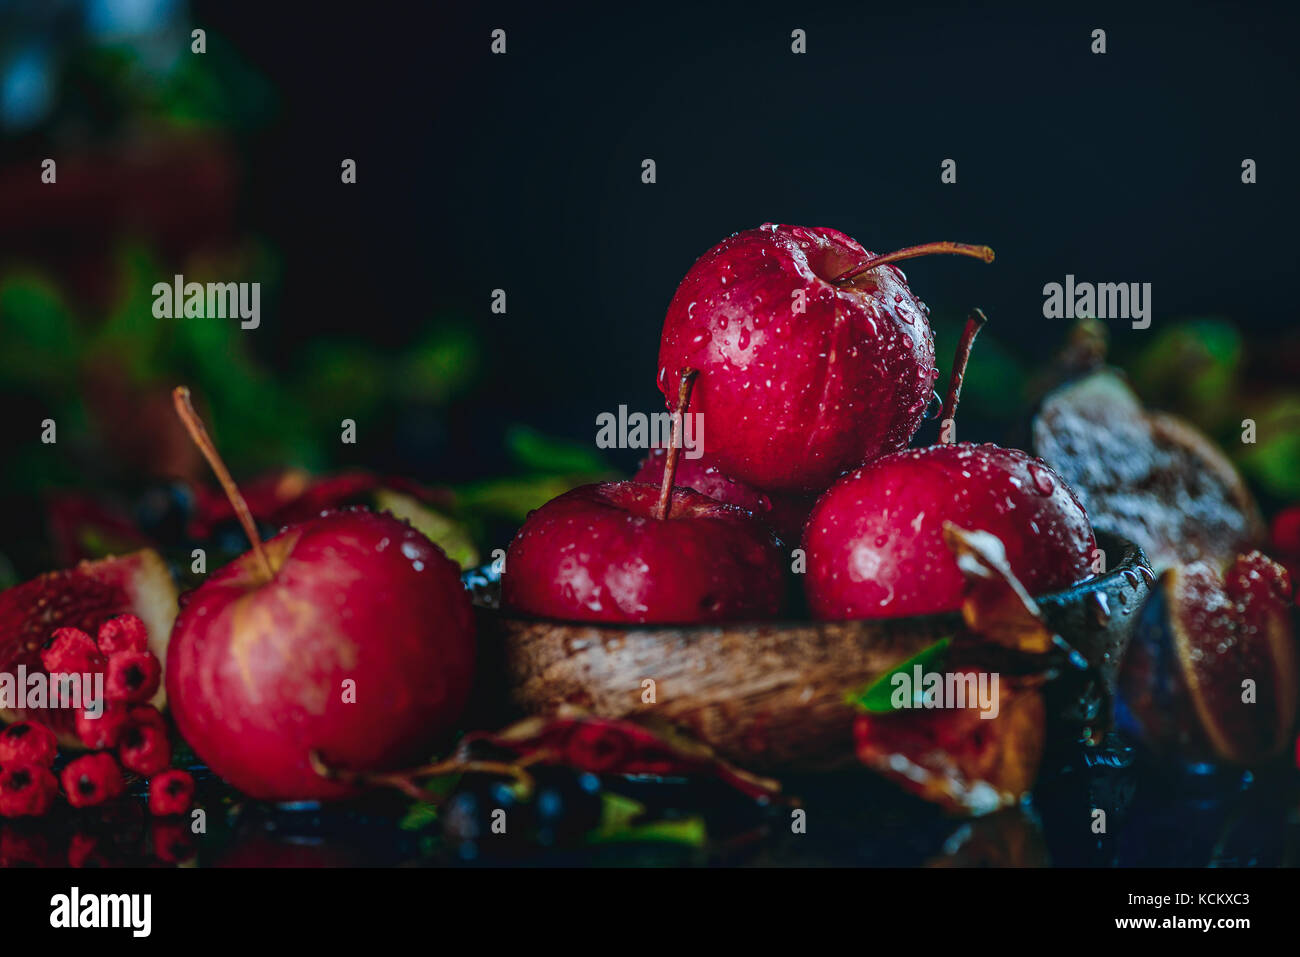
1028, 464, 1055, 496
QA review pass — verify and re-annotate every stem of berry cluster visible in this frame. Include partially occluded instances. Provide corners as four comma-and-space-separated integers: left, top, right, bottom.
656, 369, 699, 521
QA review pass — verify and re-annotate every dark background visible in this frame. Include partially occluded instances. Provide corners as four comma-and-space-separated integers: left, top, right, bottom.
1, 0, 1298, 572
202, 0, 1298, 445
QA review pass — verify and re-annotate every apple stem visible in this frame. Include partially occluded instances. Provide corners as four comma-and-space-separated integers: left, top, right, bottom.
655, 368, 699, 521
831, 241, 995, 285
940, 307, 988, 428
172, 386, 276, 583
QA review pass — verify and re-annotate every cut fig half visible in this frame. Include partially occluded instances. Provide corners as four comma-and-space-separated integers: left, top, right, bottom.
1118, 551, 1297, 766
0, 550, 178, 747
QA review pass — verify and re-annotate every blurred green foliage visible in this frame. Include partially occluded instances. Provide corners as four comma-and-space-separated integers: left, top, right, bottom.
68, 32, 277, 135
0, 241, 612, 569
1124, 317, 1300, 502
931, 315, 1028, 423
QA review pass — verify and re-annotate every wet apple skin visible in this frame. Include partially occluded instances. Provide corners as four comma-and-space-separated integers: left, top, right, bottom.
503, 482, 787, 624
166, 509, 475, 801
804, 443, 1096, 619
658, 223, 937, 494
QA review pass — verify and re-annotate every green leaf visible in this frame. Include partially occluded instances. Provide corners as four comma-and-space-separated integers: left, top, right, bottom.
0, 271, 81, 386
399, 775, 462, 832
846, 637, 951, 714
1128, 318, 1242, 432
1235, 393, 1300, 498
455, 475, 598, 522
399, 324, 481, 404
506, 425, 611, 475
585, 793, 707, 846
399, 802, 440, 832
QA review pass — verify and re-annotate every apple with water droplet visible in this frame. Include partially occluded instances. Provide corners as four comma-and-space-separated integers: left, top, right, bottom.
803, 442, 1097, 619
502, 482, 787, 623
631, 447, 814, 545
164, 389, 476, 800
503, 373, 787, 623
657, 224, 993, 493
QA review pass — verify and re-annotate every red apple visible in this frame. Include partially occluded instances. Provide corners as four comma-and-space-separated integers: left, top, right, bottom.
657, 224, 992, 492
165, 389, 476, 801
505, 371, 787, 624
632, 447, 814, 544
502, 482, 786, 624
804, 443, 1096, 619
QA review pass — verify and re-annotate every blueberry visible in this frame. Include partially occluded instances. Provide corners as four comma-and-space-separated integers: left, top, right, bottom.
531, 767, 603, 846
135, 482, 196, 543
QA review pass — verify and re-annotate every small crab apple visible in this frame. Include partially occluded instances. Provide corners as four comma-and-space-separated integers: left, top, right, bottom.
149, 769, 196, 816
804, 442, 1096, 619
0, 763, 59, 817
97, 614, 149, 655
657, 225, 994, 492
632, 447, 815, 544
62, 753, 126, 808
503, 373, 788, 624
803, 312, 1096, 619
165, 388, 476, 801
0, 721, 58, 767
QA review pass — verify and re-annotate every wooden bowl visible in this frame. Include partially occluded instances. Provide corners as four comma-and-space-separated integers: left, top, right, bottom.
465, 533, 1152, 769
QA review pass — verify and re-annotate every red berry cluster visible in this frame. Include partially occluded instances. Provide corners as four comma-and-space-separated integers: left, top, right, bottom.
0, 614, 195, 821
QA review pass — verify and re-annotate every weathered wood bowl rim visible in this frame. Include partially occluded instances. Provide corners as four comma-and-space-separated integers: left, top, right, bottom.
464, 532, 1152, 770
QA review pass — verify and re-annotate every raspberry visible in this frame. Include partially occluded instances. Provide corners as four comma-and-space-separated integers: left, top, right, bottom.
149, 769, 195, 816
40, 627, 106, 676
74, 701, 130, 750
119, 721, 170, 776
96, 614, 150, 655
0, 762, 59, 817
62, 753, 126, 808
105, 650, 161, 704
0, 721, 58, 767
